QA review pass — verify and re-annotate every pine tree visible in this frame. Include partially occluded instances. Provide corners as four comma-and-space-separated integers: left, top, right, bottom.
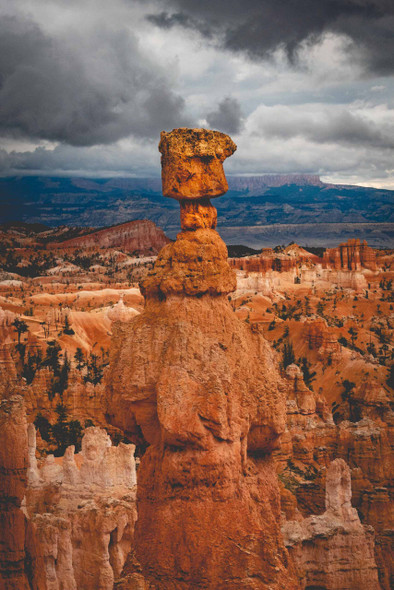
299, 357, 317, 389
12, 317, 28, 344
282, 340, 295, 369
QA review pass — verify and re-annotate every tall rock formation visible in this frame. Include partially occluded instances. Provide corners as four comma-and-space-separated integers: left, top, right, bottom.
107, 128, 300, 589
282, 459, 381, 590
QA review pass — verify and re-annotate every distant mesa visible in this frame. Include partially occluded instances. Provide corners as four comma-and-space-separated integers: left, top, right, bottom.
46, 219, 170, 255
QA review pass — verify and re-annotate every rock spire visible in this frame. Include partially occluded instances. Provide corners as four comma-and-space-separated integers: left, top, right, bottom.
107, 128, 300, 589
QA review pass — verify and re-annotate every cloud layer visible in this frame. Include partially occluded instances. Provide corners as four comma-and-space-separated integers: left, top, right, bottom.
0, 0, 393, 187
0, 9, 189, 146
147, 0, 394, 74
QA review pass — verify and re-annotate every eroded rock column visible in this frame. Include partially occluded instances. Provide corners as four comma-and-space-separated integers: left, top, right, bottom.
107, 128, 300, 589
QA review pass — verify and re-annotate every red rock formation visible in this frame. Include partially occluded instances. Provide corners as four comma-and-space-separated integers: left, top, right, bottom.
107, 128, 300, 589
283, 459, 381, 590
159, 127, 236, 200
47, 219, 170, 255
323, 238, 377, 270
229, 244, 319, 275
229, 250, 298, 274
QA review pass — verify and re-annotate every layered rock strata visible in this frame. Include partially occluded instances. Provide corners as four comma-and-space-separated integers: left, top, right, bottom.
47, 219, 170, 255
107, 128, 299, 589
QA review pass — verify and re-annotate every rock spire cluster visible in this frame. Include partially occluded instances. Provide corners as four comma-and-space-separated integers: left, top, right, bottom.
107, 128, 300, 588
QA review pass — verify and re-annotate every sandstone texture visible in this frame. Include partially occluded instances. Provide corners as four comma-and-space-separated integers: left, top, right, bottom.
283, 459, 381, 590
159, 128, 236, 200
179, 198, 217, 230
107, 128, 299, 589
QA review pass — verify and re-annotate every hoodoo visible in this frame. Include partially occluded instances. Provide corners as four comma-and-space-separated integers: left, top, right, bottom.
107, 128, 300, 589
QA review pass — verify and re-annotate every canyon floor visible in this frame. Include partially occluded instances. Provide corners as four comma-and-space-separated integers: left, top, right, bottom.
0, 221, 393, 589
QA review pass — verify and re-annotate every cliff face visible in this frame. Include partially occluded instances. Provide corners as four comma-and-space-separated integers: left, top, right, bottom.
47, 219, 170, 255
107, 128, 300, 589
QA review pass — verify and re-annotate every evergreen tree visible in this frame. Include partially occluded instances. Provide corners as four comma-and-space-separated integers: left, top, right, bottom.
299, 357, 317, 389
387, 365, 394, 389
63, 315, 75, 335
74, 347, 85, 370
12, 317, 28, 344
43, 341, 61, 373
34, 413, 52, 442
282, 340, 295, 369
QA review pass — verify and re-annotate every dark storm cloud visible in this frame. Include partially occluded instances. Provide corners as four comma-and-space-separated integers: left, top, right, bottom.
206, 97, 244, 135
146, 0, 394, 73
0, 13, 189, 146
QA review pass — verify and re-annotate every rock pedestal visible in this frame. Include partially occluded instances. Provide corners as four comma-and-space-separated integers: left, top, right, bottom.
107, 128, 300, 589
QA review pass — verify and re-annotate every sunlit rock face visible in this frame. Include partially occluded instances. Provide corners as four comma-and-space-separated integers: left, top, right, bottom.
159, 128, 236, 201
283, 459, 381, 590
107, 128, 300, 589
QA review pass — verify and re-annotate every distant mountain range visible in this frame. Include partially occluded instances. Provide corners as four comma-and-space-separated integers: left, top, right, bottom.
1, 175, 393, 247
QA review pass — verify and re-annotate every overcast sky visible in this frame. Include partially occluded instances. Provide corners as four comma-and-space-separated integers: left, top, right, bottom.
1, 0, 394, 187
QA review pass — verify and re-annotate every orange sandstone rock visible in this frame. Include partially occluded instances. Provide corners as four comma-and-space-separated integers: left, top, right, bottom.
0, 396, 45, 590
140, 228, 236, 298
323, 238, 377, 271
107, 129, 300, 589
159, 128, 236, 200
179, 197, 217, 230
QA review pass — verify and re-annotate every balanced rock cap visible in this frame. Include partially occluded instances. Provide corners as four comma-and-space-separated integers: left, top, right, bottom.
159, 127, 237, 200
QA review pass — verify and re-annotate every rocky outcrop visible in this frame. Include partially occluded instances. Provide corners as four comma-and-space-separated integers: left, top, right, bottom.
47, 219, 170, 255
323, 238, 377, 270
107, 128, 300, 589
107, 296, 139, 324
283, 459, 381, 589
285, 364, 330, 420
